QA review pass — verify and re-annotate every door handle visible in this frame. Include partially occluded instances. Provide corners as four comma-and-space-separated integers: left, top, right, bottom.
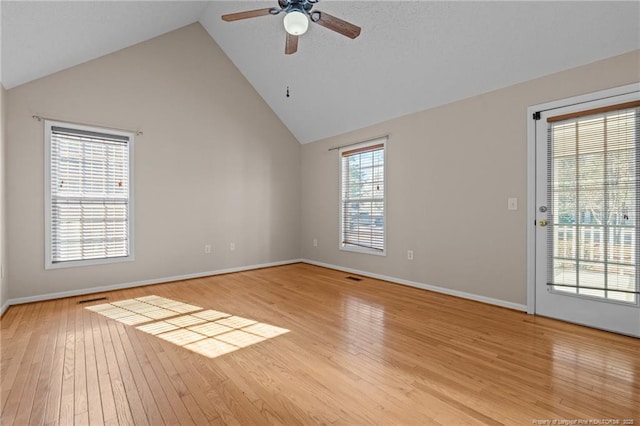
539, 219, 548, 227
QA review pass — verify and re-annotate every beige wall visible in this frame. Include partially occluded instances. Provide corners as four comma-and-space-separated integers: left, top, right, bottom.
5, 21, 638, 307
6, 23, 301, 300
1, 84, 7, 310
301, 50, 640, 306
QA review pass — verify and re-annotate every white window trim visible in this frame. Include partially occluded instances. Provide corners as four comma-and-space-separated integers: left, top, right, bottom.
339, 137, 387, 256
44, 120, 135, 269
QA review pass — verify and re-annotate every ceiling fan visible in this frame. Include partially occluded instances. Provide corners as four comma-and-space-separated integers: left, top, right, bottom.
221, 0, 361, 55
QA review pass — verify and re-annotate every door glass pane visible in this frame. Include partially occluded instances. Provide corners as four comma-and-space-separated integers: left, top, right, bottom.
578, 262, 606, 298
548, 107, 639, 304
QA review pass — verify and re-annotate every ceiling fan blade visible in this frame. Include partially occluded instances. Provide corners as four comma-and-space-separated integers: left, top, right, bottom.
285, 33, 299, 55
313, 11, 361, 39
222, 8, 274, 22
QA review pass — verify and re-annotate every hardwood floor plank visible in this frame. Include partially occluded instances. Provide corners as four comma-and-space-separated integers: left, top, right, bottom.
82, 306, 104, 426
13, 300, 54, 425
90, 308, 117, 425
58, 301, 76, 425
73, 302, 89, 420
1, 263, 638, 425
154, 345, 222, 423
28, 300, 64, 426
121, 326, 185, 425
178, 394, 210, 426
1, 304, 45, 424
106, 320, 152, 425
42, 298, 70, 425
98, 314, 136, 425
1, 305, 33, 411
73, 411, 88, 426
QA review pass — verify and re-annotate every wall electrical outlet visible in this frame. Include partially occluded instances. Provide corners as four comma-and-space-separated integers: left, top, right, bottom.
407, 250, 414, 260
313, 238, 318, 247
204, 244, 211, 254
230, 242, 235, 251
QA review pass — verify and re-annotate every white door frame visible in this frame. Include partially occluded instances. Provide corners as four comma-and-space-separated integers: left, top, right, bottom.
526, 82, 640, 315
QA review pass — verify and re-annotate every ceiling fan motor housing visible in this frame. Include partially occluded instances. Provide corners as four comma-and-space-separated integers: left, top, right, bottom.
280, 0, 317, 15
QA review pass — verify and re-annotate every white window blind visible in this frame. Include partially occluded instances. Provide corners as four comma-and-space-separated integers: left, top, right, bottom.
46, 121, 133, 267
340, 139, 386, 254
547, 103, 639, 303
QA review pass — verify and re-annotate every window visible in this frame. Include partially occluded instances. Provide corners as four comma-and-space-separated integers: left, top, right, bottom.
548, 103, 639, 303
45, 121, 134, 269
340, 138, 386, 255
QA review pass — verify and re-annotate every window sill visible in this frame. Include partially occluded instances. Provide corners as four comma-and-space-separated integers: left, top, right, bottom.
340, 245, 386, 257
45, 255, 134, 270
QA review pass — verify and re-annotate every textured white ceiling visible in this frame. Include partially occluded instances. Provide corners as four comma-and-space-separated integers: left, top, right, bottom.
2, 1, 639, 144
201, 1, 640, 143
1, 0, 209, 89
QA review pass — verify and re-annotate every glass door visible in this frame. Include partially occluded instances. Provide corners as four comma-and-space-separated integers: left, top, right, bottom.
535, 93, 640, 337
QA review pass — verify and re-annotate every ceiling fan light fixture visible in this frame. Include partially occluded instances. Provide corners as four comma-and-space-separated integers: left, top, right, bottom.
283, 11, 309, 35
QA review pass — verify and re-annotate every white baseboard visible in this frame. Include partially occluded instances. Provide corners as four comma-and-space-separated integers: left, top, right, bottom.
5, 259, 303, 308
3, 258, 526, 313
301, 259, 527, 312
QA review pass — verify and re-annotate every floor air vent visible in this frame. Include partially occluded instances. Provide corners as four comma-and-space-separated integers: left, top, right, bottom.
346, 276, 363, 281
78, 296, 108, 304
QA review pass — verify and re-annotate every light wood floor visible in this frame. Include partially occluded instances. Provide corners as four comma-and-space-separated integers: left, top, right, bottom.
1, 263, 639, 425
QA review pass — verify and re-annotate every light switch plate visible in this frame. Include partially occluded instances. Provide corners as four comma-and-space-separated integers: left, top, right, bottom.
508, 197, 518, 211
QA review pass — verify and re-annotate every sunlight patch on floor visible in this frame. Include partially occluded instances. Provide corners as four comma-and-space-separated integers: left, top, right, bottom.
185, 338, 238, 358
165, 314, 206, 327
86, 295, 289, 359
188, 322, 233, 337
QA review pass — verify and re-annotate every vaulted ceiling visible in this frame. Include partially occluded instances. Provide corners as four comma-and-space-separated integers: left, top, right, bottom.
2, 1, 639, 143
